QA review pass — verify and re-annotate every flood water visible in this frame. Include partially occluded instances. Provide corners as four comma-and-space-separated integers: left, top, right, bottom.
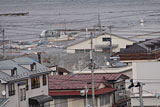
0, 0, 160, 41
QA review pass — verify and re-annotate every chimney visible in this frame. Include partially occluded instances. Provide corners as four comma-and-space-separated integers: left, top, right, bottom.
37, 52, 41, 64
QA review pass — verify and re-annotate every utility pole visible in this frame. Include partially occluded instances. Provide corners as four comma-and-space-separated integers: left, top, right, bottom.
137, 82, 143, 107
64, 19, 66, 34
85, 84, 88, 107
2, 29, 5, 59
98, 14, 102, 33
129, 80, 144, 107
90, 32, 95, 107
0, 26, 6, 59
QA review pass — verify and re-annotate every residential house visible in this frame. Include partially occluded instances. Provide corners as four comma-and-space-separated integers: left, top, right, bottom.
115, 37, 160, 61
49, 74, 130, 107
0, 57, 53, 107
113, 37, 160, 106
66, 33, 134, 53
48, 66, 70, 75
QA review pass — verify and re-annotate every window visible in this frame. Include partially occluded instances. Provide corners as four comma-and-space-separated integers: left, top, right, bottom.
42, 75, 47, 86
58, 72, 63, 75
8, 83, 15, 96
20, 89, 23, 101
100, 94, 110, 106
31, 76, 40, 89
75, 49, 92, 53
26, 79, 29, 90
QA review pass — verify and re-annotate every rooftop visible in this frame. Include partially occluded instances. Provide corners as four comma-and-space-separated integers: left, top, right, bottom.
49, 74, 128, 90
0, 57, 52, 82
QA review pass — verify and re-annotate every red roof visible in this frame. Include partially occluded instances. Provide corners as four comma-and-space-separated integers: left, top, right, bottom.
49, 87, 116, 96
49, 74, 128, 90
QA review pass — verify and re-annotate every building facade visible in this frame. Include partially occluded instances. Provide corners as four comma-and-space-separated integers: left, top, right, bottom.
66, 33, 134, 54
130, 61, 160, 107
49, 74, 130, 107
0, 57, 53, 107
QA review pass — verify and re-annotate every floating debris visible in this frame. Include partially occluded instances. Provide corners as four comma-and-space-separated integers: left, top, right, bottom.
0, 12, 29, 16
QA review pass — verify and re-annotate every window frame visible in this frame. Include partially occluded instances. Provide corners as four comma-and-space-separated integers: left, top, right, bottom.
42, 74, 47, 86
31, 76, 40, 89
26, 79, 29, 90
100, 94, 110, 106
8, 83, 15, 96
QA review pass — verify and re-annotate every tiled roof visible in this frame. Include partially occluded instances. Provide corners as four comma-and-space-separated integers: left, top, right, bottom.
119, 37, 160, 54
116, 37, 160, 60
50, 87, 116, 96
49, 74, 127, 90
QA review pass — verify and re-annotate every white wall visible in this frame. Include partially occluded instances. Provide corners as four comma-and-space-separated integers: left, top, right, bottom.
131, 61, 160, 106
131, 97, 160, 107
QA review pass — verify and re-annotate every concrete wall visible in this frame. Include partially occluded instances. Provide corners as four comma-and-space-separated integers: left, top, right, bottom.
68, 98, 84, 107
131, 97, 160, 107
67, 34, 134, 53
131, 61, 160, 106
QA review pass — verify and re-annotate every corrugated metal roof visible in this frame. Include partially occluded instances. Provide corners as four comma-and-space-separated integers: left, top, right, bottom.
49, 74, 126, 90
0, 57, 52, 82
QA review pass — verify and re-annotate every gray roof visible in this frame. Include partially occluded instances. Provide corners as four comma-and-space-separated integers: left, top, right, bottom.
119, 37, 160, 53
0, 57, 52, 82
0, 98, 9, 107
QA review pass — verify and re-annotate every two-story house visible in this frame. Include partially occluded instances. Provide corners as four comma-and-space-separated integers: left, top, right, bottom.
0, 57, 53, 107
49, 74, 129, 107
